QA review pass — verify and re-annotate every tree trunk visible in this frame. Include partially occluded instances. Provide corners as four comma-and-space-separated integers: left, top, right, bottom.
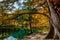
45, 0, 60, 39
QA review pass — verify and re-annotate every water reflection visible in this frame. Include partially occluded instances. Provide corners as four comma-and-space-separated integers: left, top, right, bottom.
4, 36, 17, 40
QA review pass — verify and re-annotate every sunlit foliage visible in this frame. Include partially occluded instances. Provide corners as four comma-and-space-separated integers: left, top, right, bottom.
0, 0, 51, 39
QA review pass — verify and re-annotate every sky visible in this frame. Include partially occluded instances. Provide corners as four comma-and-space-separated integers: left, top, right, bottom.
10, 0, 28, 14
14, 0, 28, 10
0, 0, 28, 14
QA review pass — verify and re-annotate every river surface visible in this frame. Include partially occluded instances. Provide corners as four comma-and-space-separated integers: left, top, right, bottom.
3, 32, 47, 40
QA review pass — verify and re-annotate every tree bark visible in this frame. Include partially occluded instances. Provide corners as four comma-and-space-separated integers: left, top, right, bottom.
45, 0, 60, 39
